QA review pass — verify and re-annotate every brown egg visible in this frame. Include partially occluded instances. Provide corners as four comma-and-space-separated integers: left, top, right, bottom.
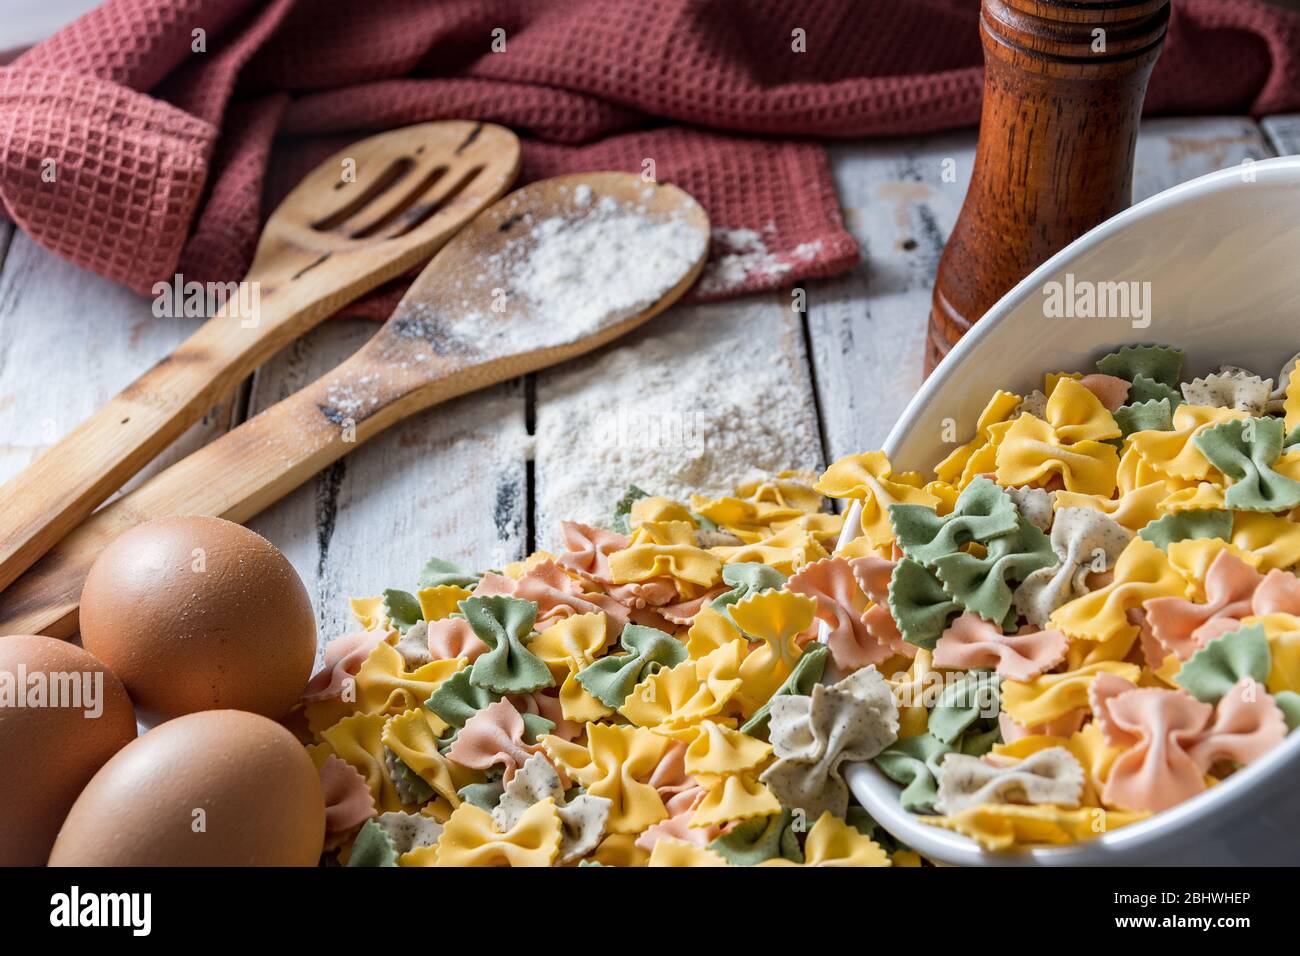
80, 515, 317, 722
0, 634, 136, 865
49, 709, 325, 866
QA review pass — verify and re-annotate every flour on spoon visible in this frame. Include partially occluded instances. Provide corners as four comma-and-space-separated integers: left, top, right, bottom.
443, 187, 708, 349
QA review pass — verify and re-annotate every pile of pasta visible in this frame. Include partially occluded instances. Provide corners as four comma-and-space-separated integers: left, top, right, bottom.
294, 343, 1300, 864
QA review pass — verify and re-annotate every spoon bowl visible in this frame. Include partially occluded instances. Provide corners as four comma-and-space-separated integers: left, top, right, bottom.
325, 172, 711, 427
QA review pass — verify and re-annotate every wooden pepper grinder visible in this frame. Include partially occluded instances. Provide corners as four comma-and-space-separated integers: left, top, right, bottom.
926, 0, 1171, 373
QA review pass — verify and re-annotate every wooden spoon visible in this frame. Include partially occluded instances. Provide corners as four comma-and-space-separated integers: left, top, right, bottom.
0, 172, 710, 637
0, 121, 521, 594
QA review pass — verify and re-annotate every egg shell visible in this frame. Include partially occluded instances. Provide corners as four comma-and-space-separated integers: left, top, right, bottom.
80, 515, 317, 722
49, 709, 325, 866
0, 634, 136, 866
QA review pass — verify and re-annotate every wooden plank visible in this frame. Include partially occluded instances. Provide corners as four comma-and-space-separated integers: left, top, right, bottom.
244, 320, 528, 643
806, 117, 1273, 463
1261, 114, 1300, 155
532, 292, 825, 549
1132, 116, 1272, 194
807, 130, 979, 460
0, 232, 237, 496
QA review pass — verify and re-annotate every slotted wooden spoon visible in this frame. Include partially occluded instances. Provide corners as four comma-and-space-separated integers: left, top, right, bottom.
0, 121, 521, 594
0, 172, 710, 637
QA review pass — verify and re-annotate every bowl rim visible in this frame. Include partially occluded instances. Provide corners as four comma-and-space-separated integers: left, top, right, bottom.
830, 154, 1300, 865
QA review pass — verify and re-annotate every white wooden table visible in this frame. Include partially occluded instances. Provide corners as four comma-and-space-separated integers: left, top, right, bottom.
1, 116, 1296, 646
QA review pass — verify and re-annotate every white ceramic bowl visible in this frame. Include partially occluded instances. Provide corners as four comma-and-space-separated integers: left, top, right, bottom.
832, 155, 1300, 865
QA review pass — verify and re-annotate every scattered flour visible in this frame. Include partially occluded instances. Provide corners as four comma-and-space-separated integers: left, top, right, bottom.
697, 224, 823, 296
534, 298, 823, 544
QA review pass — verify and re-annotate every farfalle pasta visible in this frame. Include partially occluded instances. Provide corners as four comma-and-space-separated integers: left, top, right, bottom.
934, 746, 1084, 815
297, 477, 912, 866
760, 666, 900, 819
296, 345, 1298, 866
810, 343, 1299, 852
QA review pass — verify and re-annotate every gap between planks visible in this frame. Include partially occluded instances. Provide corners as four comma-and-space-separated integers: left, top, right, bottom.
795, 281, 834, 472
1261, 114, 1300, 156
244, 320, 529, 646
0, 222, 14, 276
523, 371, 537, 557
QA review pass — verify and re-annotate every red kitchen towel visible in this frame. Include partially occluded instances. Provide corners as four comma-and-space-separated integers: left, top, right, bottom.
0, 0, 1297, 313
